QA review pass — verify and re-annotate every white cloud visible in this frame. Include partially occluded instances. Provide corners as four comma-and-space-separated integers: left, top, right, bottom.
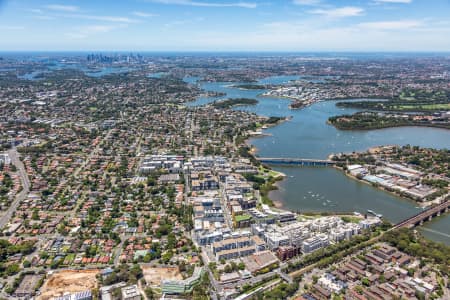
293, 0, 321, 5
66, 24, 127, 39
183, 19, 450, 52
374, 0, 412, 3
82, 25, 119, 33
46, 4, 80, 12
359, 20, 422, 30
34, 15, 56, 20
164, 17, 204, 29
148, 0, 257, 8
309, 6, 364, 18
132, 11, 158, 17
29, 8, 44, 14
30, 8, 139, 24
66, 14, 139, 23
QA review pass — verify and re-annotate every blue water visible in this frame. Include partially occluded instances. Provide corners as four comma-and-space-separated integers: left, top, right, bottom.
17, 70, 49, 80
16, 63, 134, 80
186, 75, 450, 244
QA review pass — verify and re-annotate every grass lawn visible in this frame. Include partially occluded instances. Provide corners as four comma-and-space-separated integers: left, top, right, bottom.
235, 214, 252, 222
65, 253, 75, 263
394, 103, 450, 110
258, 166, 284, 179
341, 216, 363, 223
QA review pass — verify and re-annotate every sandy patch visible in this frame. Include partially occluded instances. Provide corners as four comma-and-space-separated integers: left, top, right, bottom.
142, 266, 182, 286
38, 269, 99, 300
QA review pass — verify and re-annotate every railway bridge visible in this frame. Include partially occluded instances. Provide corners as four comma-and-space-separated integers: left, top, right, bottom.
394, 200, 450, 229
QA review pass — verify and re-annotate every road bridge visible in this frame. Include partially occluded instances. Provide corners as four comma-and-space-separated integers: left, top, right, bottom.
257, 157, 336, 167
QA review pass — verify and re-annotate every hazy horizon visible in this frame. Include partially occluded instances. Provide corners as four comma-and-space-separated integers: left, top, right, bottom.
1, 0, 450, 52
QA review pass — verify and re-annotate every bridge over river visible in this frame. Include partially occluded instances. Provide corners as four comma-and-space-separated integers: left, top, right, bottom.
257, 157, 336, 167
394, 200, 450, 229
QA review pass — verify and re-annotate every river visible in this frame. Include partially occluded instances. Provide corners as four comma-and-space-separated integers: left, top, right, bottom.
186, 75, 450, 245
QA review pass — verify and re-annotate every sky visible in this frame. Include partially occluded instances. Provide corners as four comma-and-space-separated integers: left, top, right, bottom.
1, 0, 450, 51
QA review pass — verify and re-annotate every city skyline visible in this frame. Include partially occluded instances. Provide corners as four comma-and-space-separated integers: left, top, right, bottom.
1, 0, 450, 51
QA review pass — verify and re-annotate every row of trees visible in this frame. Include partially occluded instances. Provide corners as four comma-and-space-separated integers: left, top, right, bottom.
382, 228, 450, 276
283, 232, 374, 273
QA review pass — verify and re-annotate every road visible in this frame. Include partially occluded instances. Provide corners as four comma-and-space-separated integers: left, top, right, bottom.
59, 129, 113, 215
220, 186, 234, 229
113, 234, 125, 266
0, 148, 31, 229
221, 270, 280, 290
72, 129, 112, 179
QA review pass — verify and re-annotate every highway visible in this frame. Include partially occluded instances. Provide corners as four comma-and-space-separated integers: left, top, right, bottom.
0, 149, 31, 229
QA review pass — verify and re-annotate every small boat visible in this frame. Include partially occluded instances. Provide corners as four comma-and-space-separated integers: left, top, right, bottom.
367, 209, 383, 218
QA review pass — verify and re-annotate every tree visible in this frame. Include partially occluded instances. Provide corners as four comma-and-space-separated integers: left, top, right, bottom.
415, 290, 425, 300
6, 263, 20, 275
312, 275, 319, 284
224, 264, 232, 273
238, 262, 245, 270
129, 264, 143, 282
32, 209, 39, 220
145, 287, 155, 299
361, 277, 370, 287
23, 260, 31, 268
111, 287, 121, 299
354, 285, 364, 294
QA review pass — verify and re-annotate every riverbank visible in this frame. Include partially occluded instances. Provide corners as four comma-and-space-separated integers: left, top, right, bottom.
246, 114, 442, 211
211, 98, 258, 109
268, 176, 286, 209
240, 130, 287, 209
246, 117, 290, 151
258, 167, 286, 207
334, 165, 443, 209
328, 113, 450, 131
186, 76, 450, 244
258, 93, 320, 110
328, 121, 450, 131
230, 84, 266, 90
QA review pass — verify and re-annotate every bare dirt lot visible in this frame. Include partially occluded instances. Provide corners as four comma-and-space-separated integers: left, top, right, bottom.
38, 269, 99, 300
142, 266, 182, 286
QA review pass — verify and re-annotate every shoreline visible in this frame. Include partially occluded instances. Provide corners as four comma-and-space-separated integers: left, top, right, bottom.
246, 117, 291, 150
189, 78, 450, 246
333, 165, 438, 209
245, 117, 443, 213
201, 80, 447, 214
258, 93, 320, 110
269, 179, 285, 209
328, 121, 450, 131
